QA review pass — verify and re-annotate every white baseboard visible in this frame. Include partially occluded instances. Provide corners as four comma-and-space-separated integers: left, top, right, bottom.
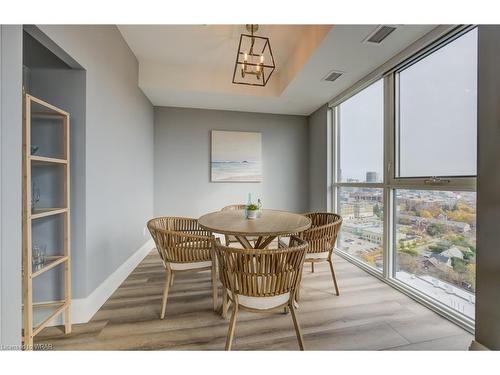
47, 239, 154, 326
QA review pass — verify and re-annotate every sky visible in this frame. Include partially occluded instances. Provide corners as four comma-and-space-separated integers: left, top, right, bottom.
339, 28, 477, 182
340, 79, 384, 182
399, 28, 477, 177
211, 130, 261, 162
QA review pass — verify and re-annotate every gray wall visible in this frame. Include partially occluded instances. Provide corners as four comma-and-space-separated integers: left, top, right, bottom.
154, 106, 309, 217
308, 105, 330, 212
475, 25, 500, 350
35, 25, 154, 296
0, 25, 23, 348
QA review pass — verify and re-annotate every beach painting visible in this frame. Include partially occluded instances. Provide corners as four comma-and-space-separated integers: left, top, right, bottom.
211, 130, 262, 182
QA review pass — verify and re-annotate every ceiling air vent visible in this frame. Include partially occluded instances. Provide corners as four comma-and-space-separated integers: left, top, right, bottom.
322, 70, 344, 83
364, 25, 396, 44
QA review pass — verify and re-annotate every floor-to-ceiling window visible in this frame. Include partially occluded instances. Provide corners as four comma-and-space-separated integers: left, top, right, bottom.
332, 26, 477, 329
335, 79, 385, 270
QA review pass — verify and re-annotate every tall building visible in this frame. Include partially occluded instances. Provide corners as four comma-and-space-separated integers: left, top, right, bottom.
366, 171, 379, 183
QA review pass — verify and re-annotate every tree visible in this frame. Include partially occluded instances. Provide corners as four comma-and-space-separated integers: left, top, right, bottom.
400, 247, 418, 257
397, 252, 421, 274
463, 250, 475, 261
420, 209, 433, 218
452, 258, 468, 273
428, 242, 449, 253
426, 223, 445, 236
465, 264, 476, 291
449, 235, 476, 252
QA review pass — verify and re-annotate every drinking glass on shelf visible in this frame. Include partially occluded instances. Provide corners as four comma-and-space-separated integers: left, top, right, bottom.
32, 244, 47, 271
31, 182, 40, 212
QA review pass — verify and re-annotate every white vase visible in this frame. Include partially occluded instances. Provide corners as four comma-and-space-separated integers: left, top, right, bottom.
247, 210, 258, 219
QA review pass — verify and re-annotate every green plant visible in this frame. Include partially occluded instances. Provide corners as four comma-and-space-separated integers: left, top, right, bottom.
246, 203, 258, 211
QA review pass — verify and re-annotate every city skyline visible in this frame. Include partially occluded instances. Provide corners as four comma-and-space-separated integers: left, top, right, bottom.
337, 187, 476, 319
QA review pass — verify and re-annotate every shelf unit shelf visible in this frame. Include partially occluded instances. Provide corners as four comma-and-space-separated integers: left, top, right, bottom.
30, 155, 68, 165
32, 256, 69, 278
23, 93, 71, 349
31, 112, 67, 119
31, 208, 68, 220
30, 301, 68, 337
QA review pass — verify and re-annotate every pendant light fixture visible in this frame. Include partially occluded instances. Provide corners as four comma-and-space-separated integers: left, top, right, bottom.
232, 24, 276, 87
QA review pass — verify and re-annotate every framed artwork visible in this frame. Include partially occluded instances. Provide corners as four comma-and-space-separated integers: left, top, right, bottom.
211, 130, 262, 182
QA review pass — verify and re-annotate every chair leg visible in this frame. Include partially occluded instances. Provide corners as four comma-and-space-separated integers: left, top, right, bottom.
160, 270, 172, 319
311, 262, 315, 273
211, 262, 218, 312
170, 273, 175, 287
225, 303, 239, 351
296, 268, 303, 302
328, 258, 340, 296
289, 302, 305, 351
222, 289, 229, 319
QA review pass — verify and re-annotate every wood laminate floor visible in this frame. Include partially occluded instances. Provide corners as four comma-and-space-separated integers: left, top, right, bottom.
35, 250, 473, 350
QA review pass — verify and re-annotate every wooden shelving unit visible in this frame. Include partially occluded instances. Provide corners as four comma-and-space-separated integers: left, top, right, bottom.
22, 94, 71, 349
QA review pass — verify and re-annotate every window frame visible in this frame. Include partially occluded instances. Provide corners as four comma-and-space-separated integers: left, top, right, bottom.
392, 26, 478, 184
330, 25, 477, 333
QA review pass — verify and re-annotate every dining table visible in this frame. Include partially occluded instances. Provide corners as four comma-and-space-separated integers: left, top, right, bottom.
198, 209, 312, 249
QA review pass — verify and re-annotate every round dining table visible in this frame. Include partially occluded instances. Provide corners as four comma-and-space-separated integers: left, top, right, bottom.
198, 209, 312, 249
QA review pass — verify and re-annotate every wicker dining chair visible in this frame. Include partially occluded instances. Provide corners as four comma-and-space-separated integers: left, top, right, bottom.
147, 217, 217, 319
215, 236, 308, 350
220, 204, 257, 247
301, 212, 343, 296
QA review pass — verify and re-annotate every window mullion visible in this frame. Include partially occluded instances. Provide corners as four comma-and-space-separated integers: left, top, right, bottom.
384, 74, 395, 279
332, 107, 339, 213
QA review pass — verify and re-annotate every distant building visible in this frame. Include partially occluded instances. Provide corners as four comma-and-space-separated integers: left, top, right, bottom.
424, 254, 452, 270
398, 214, 471, 233
424, 246, 465, 269
343, 223, 383, 244
340, 204, 355, 219
340, 202, 374, 219
398, 194, 458, 211
398, 233, 421, 247
352, 191, 382, 203
366, 171, 379, 183
440, 246, 464, 260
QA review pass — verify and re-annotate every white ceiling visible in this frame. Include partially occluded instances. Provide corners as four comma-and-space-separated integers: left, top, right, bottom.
118, 25, 309, 68
118, 24, 437, 115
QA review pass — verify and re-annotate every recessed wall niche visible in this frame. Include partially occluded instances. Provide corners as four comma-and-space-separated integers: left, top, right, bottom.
22, 26, 86, 346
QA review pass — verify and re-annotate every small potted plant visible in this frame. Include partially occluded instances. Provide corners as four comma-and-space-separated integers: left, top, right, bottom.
246, 203, 259, 219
